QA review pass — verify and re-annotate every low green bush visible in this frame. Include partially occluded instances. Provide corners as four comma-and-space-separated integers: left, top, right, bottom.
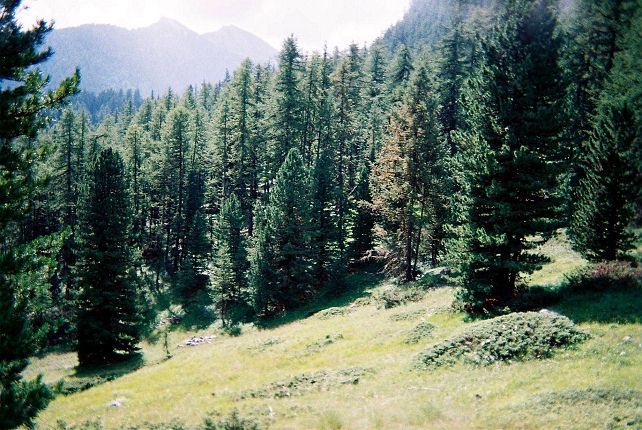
414, 312, 589, 369
404, 322, 435, 344
373, 287, 424, 309
203, 409, 260, 430
565, 261, 641, 292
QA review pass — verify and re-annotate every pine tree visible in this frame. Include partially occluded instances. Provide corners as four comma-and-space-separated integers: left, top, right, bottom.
212, 195, 250, 324
370, 107, 416, 280
456, 0, 566, 311
268, 37, 304, 179
126, 124, 147, 246
370, 63, 447, 281
562, 0, 640, 218
175, 167, 210, 308
160, 107, 191, 272
388, 44, 414, 104
310, 147, 341, 287
570, 100, 640, 261
362, 46, 388, 156
0, 0, 78, 426
76, 148, 142, 366
249, 149, 312, 315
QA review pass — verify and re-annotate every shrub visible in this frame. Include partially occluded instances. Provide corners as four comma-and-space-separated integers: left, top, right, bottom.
202, 409, 260, 430
565, 261, 641, 292
414, 312, 589, 369
404, 322, 435, 344
373, 287, 424, 309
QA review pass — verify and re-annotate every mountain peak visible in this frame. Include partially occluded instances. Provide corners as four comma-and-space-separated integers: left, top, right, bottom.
150, 17, 192, 32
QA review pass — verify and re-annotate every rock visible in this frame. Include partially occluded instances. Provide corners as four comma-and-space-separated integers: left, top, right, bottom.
623, 336, 633, 343
107, 398, 125, 408
180, 335, 216, 347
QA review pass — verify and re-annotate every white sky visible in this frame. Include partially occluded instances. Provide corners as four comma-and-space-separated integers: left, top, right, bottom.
17, 0, 411, 53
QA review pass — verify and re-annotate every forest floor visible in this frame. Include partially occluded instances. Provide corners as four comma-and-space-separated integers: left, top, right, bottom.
25, 233, 642, 429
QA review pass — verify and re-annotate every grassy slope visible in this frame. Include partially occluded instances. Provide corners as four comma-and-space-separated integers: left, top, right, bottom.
27, 235, 642, 430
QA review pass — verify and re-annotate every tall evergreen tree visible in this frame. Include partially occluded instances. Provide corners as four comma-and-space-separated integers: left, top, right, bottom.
371, 63, 447, 281
212, 195, 250, 324
388, 44, 414, 104
569, 101, 640, 261
160, 107, 191, 272
268, 37, 304, 180
457, 0, 566, 311
76, 148, 142, 366
310, 147, 341, 287
0, 0, 78, 426
250, 149, 312, 314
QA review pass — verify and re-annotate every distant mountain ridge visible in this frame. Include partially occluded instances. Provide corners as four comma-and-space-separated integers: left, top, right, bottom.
43, 18, 278, 95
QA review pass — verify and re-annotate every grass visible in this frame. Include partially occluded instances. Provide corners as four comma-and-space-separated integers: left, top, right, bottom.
25, 235, 642, 429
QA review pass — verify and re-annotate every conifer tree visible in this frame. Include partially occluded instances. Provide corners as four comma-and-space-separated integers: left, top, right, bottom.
176, 169, 210, 308
249, 149, 312, 314
457, 0, 566, 311
362, 46, 388, 155
562, 0, 640, 217
371, 63, 447, 281
126, 124, 147, 246
569, 100, 640, 261
0, 1, 78, 426
76, 148, 142, 366
268, 37, 304, 179
388, 44, 414, 104
212, 195, 250, 323
310, 147, 341, 287
160, 107, 191, 272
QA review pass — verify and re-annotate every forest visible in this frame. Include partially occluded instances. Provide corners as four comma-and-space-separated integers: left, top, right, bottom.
1, 0, 641, 428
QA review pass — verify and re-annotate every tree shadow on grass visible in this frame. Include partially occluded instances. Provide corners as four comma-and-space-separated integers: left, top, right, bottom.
255, 265, 385, 330
552, 287, 642, 325
57, 353, 145, 396
512, 282, 642, 325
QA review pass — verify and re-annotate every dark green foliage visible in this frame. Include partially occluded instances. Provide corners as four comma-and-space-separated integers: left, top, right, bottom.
0, 277, 52, 428
372, 287, 425, 309
387, 44, 414, 103
212, 195, 251, 324
176, 170, 210, 308
250, 149, 313, 315
414, 312, 589, 369
309, 148, 342, 287
268, 37, 304, 178
0, 0, 78, 427
349, 160, 375, 263
76, 148, 143, 366
456, 0, 566, 311
569, 101, 640, 261
160, 106, 191, 273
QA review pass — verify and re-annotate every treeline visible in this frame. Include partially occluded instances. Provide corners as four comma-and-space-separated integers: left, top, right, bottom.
19, 0, 642, 344
1, 0, 641, 425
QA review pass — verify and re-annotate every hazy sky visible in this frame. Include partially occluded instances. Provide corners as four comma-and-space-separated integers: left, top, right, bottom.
18, 0, 412, 52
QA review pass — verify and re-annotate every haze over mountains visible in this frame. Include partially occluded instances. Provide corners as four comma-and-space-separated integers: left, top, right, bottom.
43, 18, 278, 95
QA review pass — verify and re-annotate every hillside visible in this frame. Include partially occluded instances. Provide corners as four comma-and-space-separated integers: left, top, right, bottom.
26, 236, 642, 429
42, 19, 278, 95
378, 0, 492, 51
